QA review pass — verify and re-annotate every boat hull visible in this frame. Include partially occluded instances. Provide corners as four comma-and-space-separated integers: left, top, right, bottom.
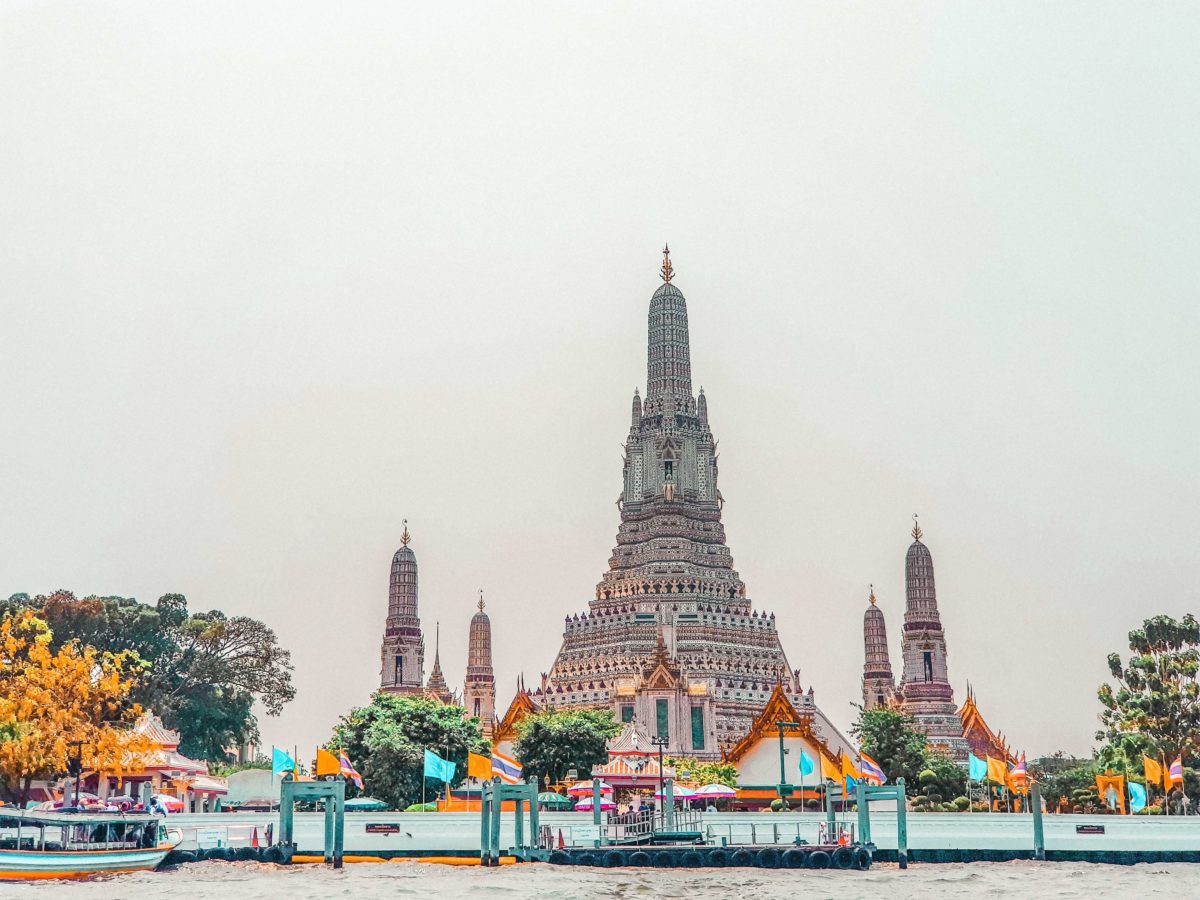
0, 844, 173, 881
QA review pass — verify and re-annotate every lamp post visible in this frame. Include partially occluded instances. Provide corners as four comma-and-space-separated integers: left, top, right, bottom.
67, 740, 89, 809
775, 721, 805, 804
651, 736, 669, 825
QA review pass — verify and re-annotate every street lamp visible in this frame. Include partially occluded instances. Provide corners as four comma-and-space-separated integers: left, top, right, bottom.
67, 740, 89, 809
776, 721, 808, 804
651, 736, 669, 822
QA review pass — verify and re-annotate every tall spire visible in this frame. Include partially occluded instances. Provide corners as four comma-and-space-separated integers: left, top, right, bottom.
426, 621, 451, 703
660, 243, 674, 283
381, 518, 425, 694
862, 584, 895, 710
911, 513, 922, 542
898, 518, 967, 760
646, 247, 693, 400
465, 591, 496, 735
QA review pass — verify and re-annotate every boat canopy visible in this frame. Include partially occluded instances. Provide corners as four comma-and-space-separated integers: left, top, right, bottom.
0, 811, 163, 852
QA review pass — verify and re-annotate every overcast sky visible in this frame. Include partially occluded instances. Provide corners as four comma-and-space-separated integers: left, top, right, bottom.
2, 2, 1197, 762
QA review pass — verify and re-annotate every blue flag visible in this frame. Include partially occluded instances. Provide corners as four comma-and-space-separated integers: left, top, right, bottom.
968, 753, 987, 782
1128, 781, 1147, 814
799, 751, 815, 777
424, 749, 456, 782
272, 747, 296, 777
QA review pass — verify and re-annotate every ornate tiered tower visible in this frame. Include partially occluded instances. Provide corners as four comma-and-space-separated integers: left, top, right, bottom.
898, 518, 968, 759
463, 592, 496, 736
861, 586, 896, 710
539, 248, 843, 759
425, 622, 453, 704
380, 521, 425, 694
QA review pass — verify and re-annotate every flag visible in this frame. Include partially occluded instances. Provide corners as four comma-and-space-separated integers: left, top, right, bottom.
986, 756, 1007, 785
859, 752, 886, 785
968, 753, 988, 782
315, 748, 341, 778
799, 751, 815, 778
841, 754, 861, 792
490, 751, 523, 785
272, 748, 296, 778
820, 754, 840, 783
468, 752, 493, 780
340, 751, 364, 790
1169, 756, 1184, 786
1096, 773, 1127, 814
1143, 756, 1164, 791
1128, 781, 1147, 814
1008, 755, 1028, 793
423, 749, 456, 783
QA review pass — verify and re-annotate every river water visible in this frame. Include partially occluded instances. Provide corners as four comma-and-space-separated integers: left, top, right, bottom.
1, 860, 1196, 900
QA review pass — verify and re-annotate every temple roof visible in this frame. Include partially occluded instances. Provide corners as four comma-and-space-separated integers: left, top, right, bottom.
493, 685, 540, 745
723, 682, 845, 766
606, 720, 656, 757
959, 686, 1016, 764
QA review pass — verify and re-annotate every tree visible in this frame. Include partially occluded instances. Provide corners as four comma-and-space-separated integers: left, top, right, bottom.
513, 709, 621, 788
910, 750, 969, 812
329, 693, 487, 810
1098, 614, 1200, 763
849, 706, 929, 787
0, 610, 153, 805
665, 757, 739, 787
13, 591, 295, 762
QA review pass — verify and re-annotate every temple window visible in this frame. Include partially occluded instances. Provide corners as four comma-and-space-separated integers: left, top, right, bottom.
691, 707, 705, 750
923, 651, 933, 682
655, 698, 669, 741
394, 655, 404, 683
621, 705, 634, 723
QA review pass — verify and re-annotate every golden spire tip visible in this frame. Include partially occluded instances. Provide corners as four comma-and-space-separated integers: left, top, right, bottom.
401, 518, 411, 546
911, 513, 922, 542
660, 243, 674, 284
869, 584, 876, 605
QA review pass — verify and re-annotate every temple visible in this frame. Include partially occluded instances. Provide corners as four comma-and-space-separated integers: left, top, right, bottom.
379, 521, 426, 694
897, 518, 968, 759
425, 622, 454, 704
463, 593, 496, 738
860, 521, 979, 761
861, 586, 896, 711
501, 248, 850, 761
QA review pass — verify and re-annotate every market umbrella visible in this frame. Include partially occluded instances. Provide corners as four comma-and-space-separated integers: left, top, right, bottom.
654, 785, 696, 802
344, 797, 388, 811
696, 783, 737, 799
573, 797, 617, 812
565, 780, 613, 796
537, 792, 573, 810
158, 795, 185, 812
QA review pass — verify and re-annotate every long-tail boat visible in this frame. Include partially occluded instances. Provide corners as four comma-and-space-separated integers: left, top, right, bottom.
0, 809, 179, 880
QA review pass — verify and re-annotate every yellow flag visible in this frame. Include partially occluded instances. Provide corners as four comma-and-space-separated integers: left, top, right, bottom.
1143, 756, 1163, 791
986, 756, 1007, 785
840, 754, 861, 792
468, 752, 492, 780
315, 748, 341, 778
820, 754, 840, 782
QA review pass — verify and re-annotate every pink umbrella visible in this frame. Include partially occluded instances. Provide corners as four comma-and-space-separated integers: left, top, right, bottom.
565, 780, 613, 796
654, 785, 696, 801
158, 795, 185, 812
696, 783, 737, 799
573, 797, 617, 811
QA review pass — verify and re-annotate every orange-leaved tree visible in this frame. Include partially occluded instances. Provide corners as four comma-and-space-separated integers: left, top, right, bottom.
0, 609, 153, 805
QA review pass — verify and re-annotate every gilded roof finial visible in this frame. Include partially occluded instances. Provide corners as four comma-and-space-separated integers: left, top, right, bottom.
660, 243, 674, 284
401, 518, 411, 546
869, 584, 877, 606
911, 513, 923, 542
478, 589, 485, 612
